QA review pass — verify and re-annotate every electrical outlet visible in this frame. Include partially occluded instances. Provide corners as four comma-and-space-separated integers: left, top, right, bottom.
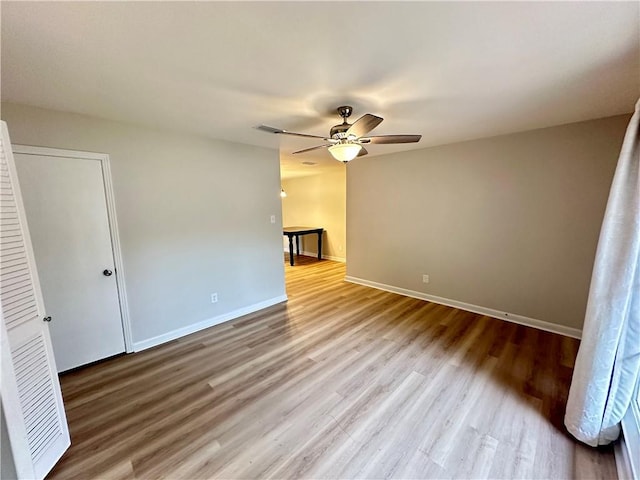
422, 274, 430, 284
211, 293, 218, 303
270, 215, 276, 224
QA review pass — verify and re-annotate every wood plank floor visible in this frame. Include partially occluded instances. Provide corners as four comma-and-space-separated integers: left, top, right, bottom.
48, 256, 617, 479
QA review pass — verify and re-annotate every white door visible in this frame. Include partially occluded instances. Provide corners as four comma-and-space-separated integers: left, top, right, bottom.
0, 121, 70, 479
14, 150, 125, 372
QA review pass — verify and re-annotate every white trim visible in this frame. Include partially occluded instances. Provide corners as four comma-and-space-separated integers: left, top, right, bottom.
132, 294, 288, 352
99, 157, 134, 352
321, 254, 346, 263
284, 248, 346, 263
344, 276, 582, 339
12, 145, 109, 161
12, 145, 135, 353
615, 429, 637, 480
619, 392, 640, 480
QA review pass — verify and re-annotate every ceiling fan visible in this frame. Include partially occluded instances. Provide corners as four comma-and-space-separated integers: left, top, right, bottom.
257, 106, 422, 163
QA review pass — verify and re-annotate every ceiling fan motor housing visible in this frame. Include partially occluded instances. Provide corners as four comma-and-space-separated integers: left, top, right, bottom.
330, 124, 351, 138
330, 106, 355, 139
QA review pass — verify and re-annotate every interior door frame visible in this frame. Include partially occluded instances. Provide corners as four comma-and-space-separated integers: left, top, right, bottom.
12, 144, 134, 353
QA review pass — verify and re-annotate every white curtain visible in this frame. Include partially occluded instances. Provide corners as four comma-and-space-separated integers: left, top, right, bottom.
565, 99, 640, 446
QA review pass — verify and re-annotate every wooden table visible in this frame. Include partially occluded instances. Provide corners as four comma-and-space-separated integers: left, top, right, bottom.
283, 227, 324, 266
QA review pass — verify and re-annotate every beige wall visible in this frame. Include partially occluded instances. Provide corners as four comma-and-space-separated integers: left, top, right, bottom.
282, 169, 346, 261
347, 115, 630, 331
2, 103, 286, 346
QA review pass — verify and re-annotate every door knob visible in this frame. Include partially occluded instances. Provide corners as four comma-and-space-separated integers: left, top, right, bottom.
103, 269, 113, 276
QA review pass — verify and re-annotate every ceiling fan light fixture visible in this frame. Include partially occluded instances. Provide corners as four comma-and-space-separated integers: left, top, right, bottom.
328, 143, 362, 163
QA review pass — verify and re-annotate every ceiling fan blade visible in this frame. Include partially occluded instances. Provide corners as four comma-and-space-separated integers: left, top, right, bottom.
256, 125, 284, 134
292, 144, 332, 155
357, 146, 369, 157
256, 125, 328, 140
346, 114, 383, 138
362, 134, 422, 144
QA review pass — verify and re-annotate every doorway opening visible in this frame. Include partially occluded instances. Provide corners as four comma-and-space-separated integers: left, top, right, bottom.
279, 154, 347, 267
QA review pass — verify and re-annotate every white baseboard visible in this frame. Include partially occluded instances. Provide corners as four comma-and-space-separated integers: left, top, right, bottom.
284, 248, 346, 263
132, 294, 288, 352
344, 276, 582, 339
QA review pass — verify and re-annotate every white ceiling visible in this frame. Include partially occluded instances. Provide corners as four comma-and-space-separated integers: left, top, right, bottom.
2, 2, 639, 179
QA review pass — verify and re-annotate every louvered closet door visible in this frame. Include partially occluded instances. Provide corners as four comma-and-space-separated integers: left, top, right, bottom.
0, 121, 70, 480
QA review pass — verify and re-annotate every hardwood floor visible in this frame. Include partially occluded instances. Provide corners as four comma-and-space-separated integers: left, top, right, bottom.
49, 256, 617, 479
